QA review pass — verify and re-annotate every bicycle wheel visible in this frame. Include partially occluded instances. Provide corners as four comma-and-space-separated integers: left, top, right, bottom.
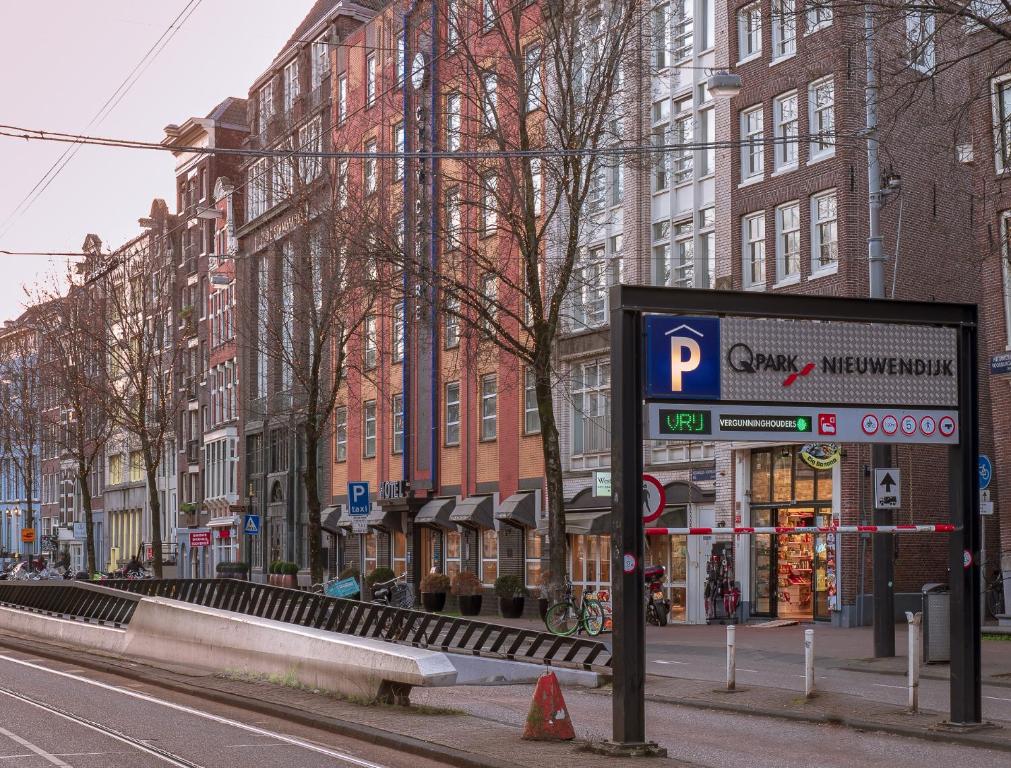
583, 600, 605, 636
545, 601, 580, 636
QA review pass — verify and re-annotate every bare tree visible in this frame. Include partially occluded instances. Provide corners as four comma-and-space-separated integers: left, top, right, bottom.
31, 269, 115, 575
398, 0, 644, 596
86, 206, 188, 577
0, 308, 45, 560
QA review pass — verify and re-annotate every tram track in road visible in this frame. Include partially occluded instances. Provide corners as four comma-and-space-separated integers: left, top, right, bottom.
0, 653, 395, 768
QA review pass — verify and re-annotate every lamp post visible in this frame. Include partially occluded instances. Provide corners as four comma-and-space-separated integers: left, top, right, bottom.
247, 482, 256, 576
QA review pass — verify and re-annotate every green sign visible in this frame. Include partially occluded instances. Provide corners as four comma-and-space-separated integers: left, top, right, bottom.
657, 409, 712, 435
718, 414, 812, 433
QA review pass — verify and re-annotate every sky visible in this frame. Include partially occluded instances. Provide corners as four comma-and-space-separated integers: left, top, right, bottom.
0, 0, 315, 322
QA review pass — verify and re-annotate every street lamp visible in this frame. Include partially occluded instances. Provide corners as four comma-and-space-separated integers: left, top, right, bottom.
706, 70, 742, 99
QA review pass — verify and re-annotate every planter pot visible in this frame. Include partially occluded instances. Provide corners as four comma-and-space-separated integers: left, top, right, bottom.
498, 596, 525, 619
267, 574, 277, 586
421, 592, 447, 612
279, 574, 297, 589
538, 597, 549, 622
458, 594, 483, 616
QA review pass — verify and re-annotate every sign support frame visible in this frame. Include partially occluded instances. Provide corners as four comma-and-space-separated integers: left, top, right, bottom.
609, 285, 981, 750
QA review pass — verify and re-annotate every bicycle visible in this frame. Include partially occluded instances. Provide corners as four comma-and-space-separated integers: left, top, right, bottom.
544, 579, 604, 637
985, 570, 1005, 619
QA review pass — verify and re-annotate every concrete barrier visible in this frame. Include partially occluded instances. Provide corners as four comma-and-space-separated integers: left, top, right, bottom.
122, 597, 458, 701
0, 605, 127, 655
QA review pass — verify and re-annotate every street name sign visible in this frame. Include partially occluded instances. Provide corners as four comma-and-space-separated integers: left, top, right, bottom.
874, 468, 901, 510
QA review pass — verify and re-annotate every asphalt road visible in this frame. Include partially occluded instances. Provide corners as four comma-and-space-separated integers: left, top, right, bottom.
0, 651, 444, 768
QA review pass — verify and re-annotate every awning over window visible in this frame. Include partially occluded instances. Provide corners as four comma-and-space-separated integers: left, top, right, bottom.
415, 497, 456, 529
449, 495, 495, 529
207, 515, 240, 528
495, 492, 537, 529
664, 481, 715, 505
368, 506, 404, 533
565, 510, 611, 536
321, 505, 344, 535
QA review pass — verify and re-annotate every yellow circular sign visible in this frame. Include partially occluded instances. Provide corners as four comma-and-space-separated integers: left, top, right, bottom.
800, 443, 841, 470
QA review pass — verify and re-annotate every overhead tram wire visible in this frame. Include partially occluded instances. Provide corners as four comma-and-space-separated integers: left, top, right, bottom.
0, 0, 205, 241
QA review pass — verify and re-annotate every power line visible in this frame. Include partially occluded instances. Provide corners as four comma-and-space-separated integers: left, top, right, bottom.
0, 0, 205, 241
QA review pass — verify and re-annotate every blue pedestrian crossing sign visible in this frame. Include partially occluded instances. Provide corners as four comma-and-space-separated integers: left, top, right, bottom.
243, 514, 261, 535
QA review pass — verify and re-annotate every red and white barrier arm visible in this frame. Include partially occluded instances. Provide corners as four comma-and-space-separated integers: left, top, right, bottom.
644, 524, 956, 536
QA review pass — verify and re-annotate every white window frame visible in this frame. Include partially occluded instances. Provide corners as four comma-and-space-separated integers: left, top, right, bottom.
363, 400, 377, 458
335, 406, 347, 462
480, 374, 498, 441
299, 117, 322, 182
810, 189, 838, 275
284, 59, 299, 112
448, 0, 461, 47
524, 368, 541, 434
531, 158, 542, 215
311, 35, 328, 91
481, 173, 497, 235
1001, 211, 1011, 347
740, 105, 764, 182
906, 10, 936, 73
808, 76, 835, 162
366, 52, 377, 106
392, 301, 405, 362
446, 187, 461, 249
481, 71, 498, 132
364, 139, 377, 194
742, 211, 766, 288
525, 44, 542, 112
993, 75, 1011, 174
337, 74, 347, 123
806, 0, 833, 33
392, 393, 404, 454
771, 0, 797, 61
775, 201, 801, 284
773, 90, 799, 171
258, 81, 274, 131
393, 122, 405, 180
444, 294, 460, 349
364, 315, 377, 369
446, 92, 461, 151
445, 382, 461, 446
738, 3, 762, 63
571, 360, 610, 458
483, 0, 496, 31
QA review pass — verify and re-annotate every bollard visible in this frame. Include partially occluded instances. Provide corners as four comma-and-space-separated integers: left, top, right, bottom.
726, 625, 736, 691
905, 611, 922, 713
804, 629, 815, 698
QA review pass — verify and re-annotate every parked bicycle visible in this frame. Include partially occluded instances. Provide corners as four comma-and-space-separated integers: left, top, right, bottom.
371, 572, 414, 608
544, 579, 604, 637
986, 570, 1005, 619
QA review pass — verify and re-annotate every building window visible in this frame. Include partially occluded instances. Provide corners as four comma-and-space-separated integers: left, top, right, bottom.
574, 245, 608, 327
1001, 212, 1011, 345
806, 0, 832, 32
672, 0, 694, 62
391, 122, 405, 180
699, 207, 715, 289
743, 211, 766, 287
364, 139, 377, 194
445, 382, 461, 445
129, 451, 144, 483
531, 158, 543, 215
445, 187, 461, 248
109, 453, 123, 485
364, 315, 377, 369
396, 29, 406, 86
335, 406, 347, 462
446, 92, 461, 151
481, 529, 498, 585
738, 3, 762, 61
393, 301, 405, 363
363, 400, 377, 458
311, 35, 328, 91
572, 360, 610, 456
299, 117, 322, 182
480, 173, 497, 235
775, 201, 800, 282
652, 98, 671, 192
336, 158, 348, 209
653, 2, 671, 69
906, 10, 935, 72
699, 107, 715, 177
481, 71, 497, 132
525, 530, 543, 588
480, 374, 497, 441
771, 0, 797, 60
811, 189, 838, 273
284, 58, 299, 112
258, 81, 274, 132
808, 77, 835, 161
337, 74, 347, 123
448, 0, 460, 47
392, 394, 404, 454
444, 295, 460, 349
482, 0, 496, 30
994, 77, 1011, 173
741, 105, 764, 181
524, 45, 542, 112
479, 273, 497, 334
671, 97, 693, 184
773, 91, 799, 171
524, 368, 541, 434
366, 52, 377, 106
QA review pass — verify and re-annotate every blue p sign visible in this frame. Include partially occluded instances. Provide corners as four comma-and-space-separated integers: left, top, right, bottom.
643, 315, 721, 400
348, 482, 371, 515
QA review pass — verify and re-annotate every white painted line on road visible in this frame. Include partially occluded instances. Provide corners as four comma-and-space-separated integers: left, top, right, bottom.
984, 696, 1011, 703
872, 684, 907, 690
0, 654, 388, 768
0, 724, 73, 767
737, 669, 760, 673
652, 660, 688, 665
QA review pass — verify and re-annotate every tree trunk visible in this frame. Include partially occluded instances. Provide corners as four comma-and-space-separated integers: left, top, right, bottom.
78, 463, 96, 575
303, 428, 323, 586
144, 453, 163, 579
535, 364, 567, 602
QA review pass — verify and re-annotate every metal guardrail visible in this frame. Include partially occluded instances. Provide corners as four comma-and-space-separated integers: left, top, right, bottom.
104, 579, 612, 672
0, 582, 140, 628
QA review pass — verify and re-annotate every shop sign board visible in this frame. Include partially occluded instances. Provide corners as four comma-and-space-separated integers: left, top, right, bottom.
72, 522, 87, 540
991, 352, 1011, 376
646, 403, 958, 445
874, 468, 902, 510
800, 443, 841, 470
690, 468, 716, 483
189, 530, 212, 548
378, 480, 408, 500
594, 471, 611, 497
645, 315, 958, 408
20, 528, 34, 544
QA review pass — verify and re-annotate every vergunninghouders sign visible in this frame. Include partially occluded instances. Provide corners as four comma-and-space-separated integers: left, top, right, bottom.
644, 315, 958, 408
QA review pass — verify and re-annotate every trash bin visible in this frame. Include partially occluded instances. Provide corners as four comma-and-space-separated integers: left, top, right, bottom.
921, 582, 949, 663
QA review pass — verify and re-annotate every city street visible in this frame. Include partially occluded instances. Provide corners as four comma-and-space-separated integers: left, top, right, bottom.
0, 650, 444, 768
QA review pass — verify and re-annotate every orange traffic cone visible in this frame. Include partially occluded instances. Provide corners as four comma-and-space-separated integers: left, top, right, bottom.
522, 670, 575, 741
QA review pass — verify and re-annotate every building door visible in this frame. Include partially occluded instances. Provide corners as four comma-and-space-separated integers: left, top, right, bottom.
751, 508, 776, 616
812, 509, 837, 620
776, 508, 814, 620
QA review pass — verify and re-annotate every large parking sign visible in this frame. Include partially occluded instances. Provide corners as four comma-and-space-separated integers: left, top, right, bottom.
348, 482, 370, 514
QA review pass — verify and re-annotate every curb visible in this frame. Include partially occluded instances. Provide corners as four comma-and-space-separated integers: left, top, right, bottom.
640, 691, 1010, 753
0, 632, 526, 768
838, 664, 1011, 690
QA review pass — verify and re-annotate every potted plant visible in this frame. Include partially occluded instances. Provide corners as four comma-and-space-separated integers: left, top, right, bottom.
494, 575, 528, 619
537, 571, 552, 622
216, 561, 250, 581
279, 561, 298, 588
419, 571, 451, 612
267, 560, 282, 586
365, 566, 395, 598
452, 571, 483, 616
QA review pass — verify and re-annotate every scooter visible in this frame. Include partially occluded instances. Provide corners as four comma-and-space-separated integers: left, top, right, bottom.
644, 564, 670, 627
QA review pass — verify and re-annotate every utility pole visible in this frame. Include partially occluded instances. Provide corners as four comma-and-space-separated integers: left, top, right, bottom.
865, 4, 895, 657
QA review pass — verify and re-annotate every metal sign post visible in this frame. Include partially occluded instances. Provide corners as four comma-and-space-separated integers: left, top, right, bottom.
609, 286, 981, 750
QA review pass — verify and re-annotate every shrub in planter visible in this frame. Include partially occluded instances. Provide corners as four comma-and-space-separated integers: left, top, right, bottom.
451, 571, 483, 616
419, 572, 451, 612
365, 566, 396, 588
267, 560, 283, 586
216, 561, 250, 580
276, 561, 298, 588
494, 575, 528, 619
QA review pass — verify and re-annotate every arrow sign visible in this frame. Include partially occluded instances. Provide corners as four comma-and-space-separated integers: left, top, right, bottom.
874, 468, 901, 510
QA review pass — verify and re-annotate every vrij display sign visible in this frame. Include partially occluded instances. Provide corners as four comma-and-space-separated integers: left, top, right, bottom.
644, 315, 958, 408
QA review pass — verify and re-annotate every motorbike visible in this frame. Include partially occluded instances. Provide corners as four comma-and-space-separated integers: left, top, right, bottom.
644, 564, 671, 627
